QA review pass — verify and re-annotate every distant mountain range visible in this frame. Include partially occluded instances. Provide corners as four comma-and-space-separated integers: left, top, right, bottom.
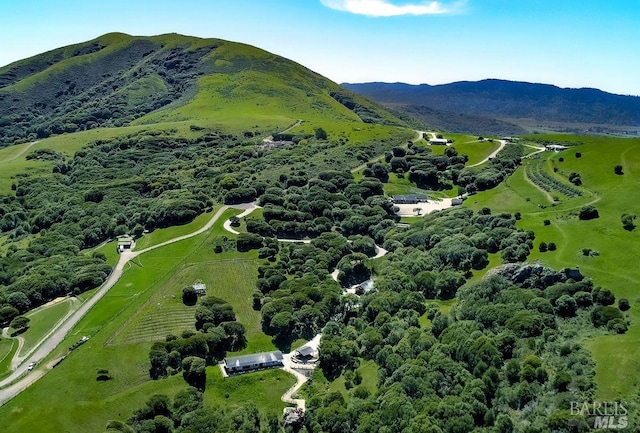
343, 80, 640, 135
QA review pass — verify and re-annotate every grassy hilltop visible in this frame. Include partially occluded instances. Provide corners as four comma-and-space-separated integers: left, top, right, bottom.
0, 32, 404, 146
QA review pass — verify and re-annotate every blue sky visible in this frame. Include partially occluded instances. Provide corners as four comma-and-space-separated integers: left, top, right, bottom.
1, 0, 639, 95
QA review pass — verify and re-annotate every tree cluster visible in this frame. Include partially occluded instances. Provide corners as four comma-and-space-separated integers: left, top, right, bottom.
148, 296, 246, 381
303, 266, 628, 432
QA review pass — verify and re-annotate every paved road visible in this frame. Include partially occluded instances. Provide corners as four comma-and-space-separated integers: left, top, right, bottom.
468, 139, 507, 167
0, 205, 235, 406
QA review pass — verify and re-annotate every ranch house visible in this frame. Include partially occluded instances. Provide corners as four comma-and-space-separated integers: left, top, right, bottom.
392, 194, 428, 205
223, 351, 283, 374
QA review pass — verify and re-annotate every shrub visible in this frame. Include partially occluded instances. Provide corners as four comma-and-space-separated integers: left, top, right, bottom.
621, 214, 636, 231
614, 165, 624, 175
539, 242, 547, 252
315, 128, 328, 140
568, 172, 582, 186
182, 286, 198, 306
618, 298, 630, 311
547, 242, 557, 251
96, 369, 112, 381
607, 318, 628, 334
575, 152, 582, 158
10, 315, 30, 331
543, 219, 551, 226
578, 206, 599, 220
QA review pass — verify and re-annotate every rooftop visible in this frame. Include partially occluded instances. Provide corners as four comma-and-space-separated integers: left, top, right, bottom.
296, 346, 315, 357
224, 351, 283, 368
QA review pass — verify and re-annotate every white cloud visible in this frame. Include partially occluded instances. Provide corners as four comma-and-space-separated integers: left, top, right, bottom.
320, 0, 464, 17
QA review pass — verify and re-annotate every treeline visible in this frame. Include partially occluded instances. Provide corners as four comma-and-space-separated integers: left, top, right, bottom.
107, 388, 279, 433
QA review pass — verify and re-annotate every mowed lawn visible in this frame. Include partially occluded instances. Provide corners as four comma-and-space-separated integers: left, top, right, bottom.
17, 298, 76, 356
467, 135, 640, 400
0, 338, 18, 378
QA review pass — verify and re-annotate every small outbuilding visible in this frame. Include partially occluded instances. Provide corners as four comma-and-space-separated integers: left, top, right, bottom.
429, 138, 449, 145
192, 282, 207, 297
546, 144, 568, 152
294, 346, 316, 362
223, 351, 283, 374
116, 235, 134, 252
451, 198, 464, 206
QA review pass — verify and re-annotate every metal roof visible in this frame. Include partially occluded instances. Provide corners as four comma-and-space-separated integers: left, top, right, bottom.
224, 351, 283, 368
295, 346, 315, 357
392, 194, 428, 202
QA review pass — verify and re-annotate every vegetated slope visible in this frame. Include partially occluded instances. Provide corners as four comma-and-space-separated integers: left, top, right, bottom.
343, 79, 640, 130
398, 104, 526, 136
0, 33, 403, 146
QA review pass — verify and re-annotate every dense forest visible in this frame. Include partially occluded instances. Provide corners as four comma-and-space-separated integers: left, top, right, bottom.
119, 203, 634, 432
0, 127, 408, 324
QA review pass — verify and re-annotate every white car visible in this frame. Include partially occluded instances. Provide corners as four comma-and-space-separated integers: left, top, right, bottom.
27, 361, 36, 371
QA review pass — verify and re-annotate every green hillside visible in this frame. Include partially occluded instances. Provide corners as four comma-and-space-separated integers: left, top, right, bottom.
467, 135, 640, 399
0, 33, 404, 146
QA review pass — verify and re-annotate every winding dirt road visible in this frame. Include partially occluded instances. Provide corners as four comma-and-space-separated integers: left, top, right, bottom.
468, 139, 507, 168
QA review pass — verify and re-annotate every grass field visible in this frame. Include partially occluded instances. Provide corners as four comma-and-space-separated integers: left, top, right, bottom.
204, 366, 295, 414
305, 358, 379, 401
419, 298, 458, 328
0, 204, 283, 433
112, 259, 269, 350
466, 135, 640, 399
17, 298, 75, 356
133, 206, 221, 250
0, 338, 18, 377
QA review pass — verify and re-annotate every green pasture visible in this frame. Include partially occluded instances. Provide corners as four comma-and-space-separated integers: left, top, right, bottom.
204, 367, 295, 414
454, 140, 501, 166
91, 240, 120, 267
17, 298, 75, 356
113, 259, 269, 351
0, 338, 18, 378
0, 205, 284, 432
133, 206, 221, 250
467, 135, 640, 399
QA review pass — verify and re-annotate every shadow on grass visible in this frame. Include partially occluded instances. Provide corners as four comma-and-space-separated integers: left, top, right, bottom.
10, 327, 27, 337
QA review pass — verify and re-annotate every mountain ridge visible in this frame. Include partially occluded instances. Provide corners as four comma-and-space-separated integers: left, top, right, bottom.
343, 79, 640, 133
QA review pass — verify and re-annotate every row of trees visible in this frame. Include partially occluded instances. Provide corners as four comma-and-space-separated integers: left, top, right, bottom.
110, 388, 280, 433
